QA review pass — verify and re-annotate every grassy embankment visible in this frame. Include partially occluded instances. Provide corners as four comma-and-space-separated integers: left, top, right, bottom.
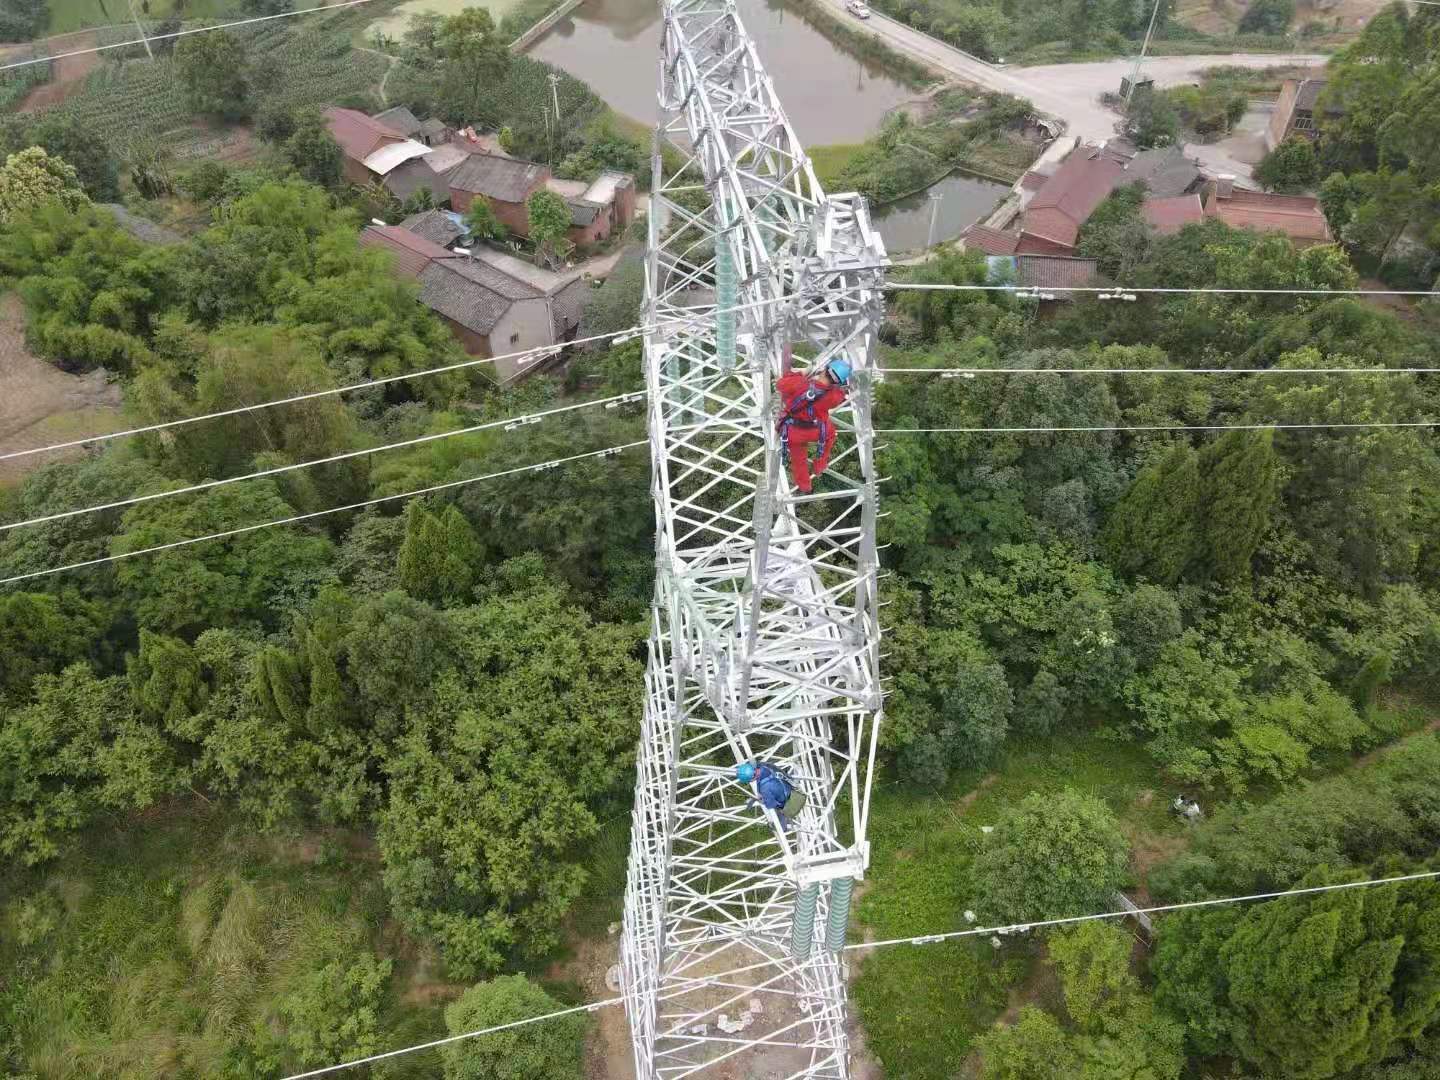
849, 691, 1436, 1079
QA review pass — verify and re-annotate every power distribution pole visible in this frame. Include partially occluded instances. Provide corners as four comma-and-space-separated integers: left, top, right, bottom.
620, 1, 889, 1076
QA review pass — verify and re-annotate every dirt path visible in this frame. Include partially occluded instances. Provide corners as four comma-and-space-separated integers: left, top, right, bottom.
355, 45, 400, 106
0, 295, 122, 488
14, 30, 101, 112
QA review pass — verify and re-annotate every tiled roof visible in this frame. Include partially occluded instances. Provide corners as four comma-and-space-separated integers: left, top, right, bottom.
1125, 146, 1200, 198
402, 209, 466, 247
423, 144, 471, 175
323, 107, 404, 164
1141, 194, 1205, 235
962, 224, 1020, 256
549, 277, 591, 338
1020, 170, 1049, 191
419, 118, 449, 138
1204, 186, 1333, 243
1014, 254, 1100, 291
418, 258, 544, 335
1294, 77, 1326, 111
1021, 145, 1128, 248
566, 199, 602, 226
447, 152, 549, 202
372, 106, 422, 138
360, 224, 455, 277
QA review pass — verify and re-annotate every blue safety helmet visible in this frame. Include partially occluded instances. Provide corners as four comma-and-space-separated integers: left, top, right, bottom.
736, 762, 757, 783
826, 358, 853, 386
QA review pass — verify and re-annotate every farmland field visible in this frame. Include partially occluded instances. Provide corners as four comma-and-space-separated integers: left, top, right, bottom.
42, 0, 335, 35
37, 19, 390, 150
367, 0, 524, 40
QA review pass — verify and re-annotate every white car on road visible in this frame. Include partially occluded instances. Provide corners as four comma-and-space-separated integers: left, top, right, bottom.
846, 0, 871, 17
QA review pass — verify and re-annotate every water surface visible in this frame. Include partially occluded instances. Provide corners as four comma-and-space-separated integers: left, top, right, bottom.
871, 171, 1009, 253
531, 0, 917, 145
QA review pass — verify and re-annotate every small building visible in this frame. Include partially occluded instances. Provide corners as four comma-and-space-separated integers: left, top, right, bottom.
402, 208, 469, 249
1016, 144, 1129, 255
1014, 254, 1100, 295
1266, 77, 1335, 150
446, 152, 551, 236
1141, 193, 1205, 235
371, 105, 422, 140
323, 107, 424, 187
417, 118, 453, 147
960, 224, 1020, 256
1202, 177, 1333, 248
360, 223, 593, 382
544, 171, 638, 248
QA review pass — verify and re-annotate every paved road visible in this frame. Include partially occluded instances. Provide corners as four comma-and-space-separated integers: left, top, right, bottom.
820, 0, 1323, 143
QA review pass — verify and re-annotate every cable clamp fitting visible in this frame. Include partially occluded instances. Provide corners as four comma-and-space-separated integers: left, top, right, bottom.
503, 415, 545, 432
910, 934, 945, 945
605, 392, 647, 409
598, 447, 626, 459
531, 461, 560, 472
940, 371, 977, 380
1099, 291, 1138, 302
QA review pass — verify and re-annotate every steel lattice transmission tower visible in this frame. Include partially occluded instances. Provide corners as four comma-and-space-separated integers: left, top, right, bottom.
619, 0, 889, 1075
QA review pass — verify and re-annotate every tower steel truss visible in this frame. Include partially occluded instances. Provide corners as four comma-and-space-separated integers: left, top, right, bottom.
620, 1, 889, 1076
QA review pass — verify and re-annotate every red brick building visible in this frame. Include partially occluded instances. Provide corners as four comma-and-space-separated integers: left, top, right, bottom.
446, 153, 551, 235
1202, 178, 1333, 248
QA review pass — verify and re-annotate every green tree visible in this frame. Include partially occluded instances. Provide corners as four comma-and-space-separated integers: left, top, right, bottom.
282, 111, 343, 189
526, 188, 573, 268
1198, 429, 1281, 582
378, 565, 640, 974
0, 114, 120, 200
437, 9, 511, 128
396, 501, 483, 606
1102, 442, 1201, 585
174, 28, 251, 122
1238, 0, 1294, 34
1124, 91, 1180, 149
1048, 921, 1137, 1031
1154, 871, 1440, 1076
441, 975, 586, 1080
1077, 184, 1153, 279
971, 789, 1129, 923
465, 195, 504, 241
280, 954, 391, 1069
0, 665, 177, 865
0, 147, 88, 223
112, 480, 336, 636
0, 591, 105, 702
976, 1007, 1080, 1080
1255, 136, 1320, 193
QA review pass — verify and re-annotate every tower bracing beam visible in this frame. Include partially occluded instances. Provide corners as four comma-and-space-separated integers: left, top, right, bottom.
620, 1, 889, 1075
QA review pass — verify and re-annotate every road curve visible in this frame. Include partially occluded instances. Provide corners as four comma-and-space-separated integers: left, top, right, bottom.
815, 0, 1324, 143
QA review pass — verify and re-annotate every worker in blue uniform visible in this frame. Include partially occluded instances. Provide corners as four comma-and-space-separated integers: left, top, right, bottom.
736, 761, 800, 829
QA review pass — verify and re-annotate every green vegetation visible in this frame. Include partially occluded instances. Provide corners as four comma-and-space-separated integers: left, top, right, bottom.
825, 89, 1035, 203
862, 0, 1307, 65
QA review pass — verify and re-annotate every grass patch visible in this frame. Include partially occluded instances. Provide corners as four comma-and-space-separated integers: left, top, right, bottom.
0, 804, 445, 1079
808, 143, 865, 190
851, 731, 1179, 1077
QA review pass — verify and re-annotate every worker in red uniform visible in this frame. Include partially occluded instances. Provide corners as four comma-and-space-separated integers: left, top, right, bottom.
775, 353, 852, 493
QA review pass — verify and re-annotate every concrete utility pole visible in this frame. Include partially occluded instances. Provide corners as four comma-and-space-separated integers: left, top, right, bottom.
1125, 0, 1165, 107
548, 71, 562, 123
128, 0, 153, 59
927, 190, 944, 249
620, 1, 888, 1076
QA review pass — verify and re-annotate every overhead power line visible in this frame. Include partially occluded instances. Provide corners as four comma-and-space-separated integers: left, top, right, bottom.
877, 420, 1439, 434
0, 0, 380, 72
0, 293, 788, 466
884, 282, 1440, 298
880, 366, 1440, 376
279, 867, 1440, 1079
0, 393, 645, 535
0, 442, 647, 587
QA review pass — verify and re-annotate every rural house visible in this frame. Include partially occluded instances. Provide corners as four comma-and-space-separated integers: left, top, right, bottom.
446, 153, 551, 235
544, 172, 638, 248
1266, 77, 1338, 150
323, 107, 430, 188
1141, 193, 1206, 235
361, 224, 592, 382
1202, 176, 1333, 247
